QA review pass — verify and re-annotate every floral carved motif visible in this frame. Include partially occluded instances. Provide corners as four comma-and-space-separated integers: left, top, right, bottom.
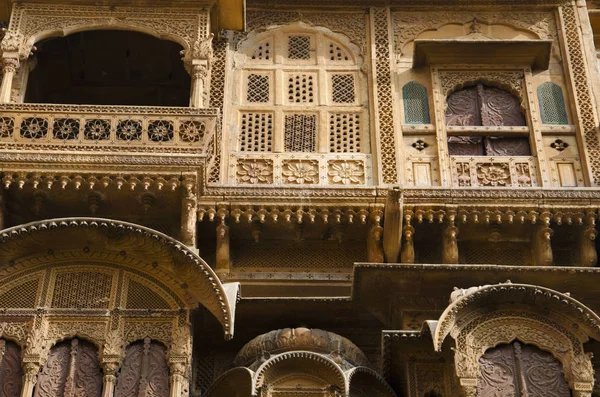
282, 160, 318, 184
439, 71, 524, 99
328, 160, 365, 185
124, 321, 173, 345
46, 321, 107, 347
236, 159, 273, 184
476, 163, 510, 186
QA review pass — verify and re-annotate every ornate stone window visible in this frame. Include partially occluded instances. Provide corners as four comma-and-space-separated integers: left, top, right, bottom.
229, 22, 372, 186
537, 82, 569, 125
403, 81, 430, 125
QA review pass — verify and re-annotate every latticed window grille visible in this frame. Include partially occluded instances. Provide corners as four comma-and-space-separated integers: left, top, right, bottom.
287, 74, 314, 104
330, 113, 361, 153
233, 27, 369, 173
403, 81, 430, 124
331, 74, 355, 104
247, 74, 270, 103
251, 41, 271, 61
239, 112, 273, 152
288, 36, 311, 60
538, 82, 568, 125
284, 114, 316, 152
329, 42, 350, 61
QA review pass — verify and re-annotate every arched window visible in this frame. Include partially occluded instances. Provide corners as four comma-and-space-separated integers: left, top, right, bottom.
538, 82, 569, 125
477, 341, 570, 397
34, 338, 103, 397
446, 84, 530, 156
234, 26, 368, 155
115, 338, 169, 397
403, 81, 430, 124
0, 339, 23, 397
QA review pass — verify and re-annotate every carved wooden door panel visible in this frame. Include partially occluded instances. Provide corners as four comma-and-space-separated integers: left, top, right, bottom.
114, 338, 169, 397
0, 339, 23, 397
477, 341, 570, 397
446, 84, 526, 127
34, 338, 103, 397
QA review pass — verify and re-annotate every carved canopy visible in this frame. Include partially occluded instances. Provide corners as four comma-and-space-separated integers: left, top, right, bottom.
0, 217, 238, 339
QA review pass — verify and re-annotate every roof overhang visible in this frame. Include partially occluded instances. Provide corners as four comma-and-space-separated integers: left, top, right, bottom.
413, 39, 553, 70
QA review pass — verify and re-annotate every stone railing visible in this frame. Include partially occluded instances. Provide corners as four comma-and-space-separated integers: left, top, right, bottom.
0, 103, 218, 153
450, 155, 539, 188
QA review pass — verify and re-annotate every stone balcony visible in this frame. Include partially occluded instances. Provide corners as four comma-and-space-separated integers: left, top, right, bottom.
0, 103, 218, 155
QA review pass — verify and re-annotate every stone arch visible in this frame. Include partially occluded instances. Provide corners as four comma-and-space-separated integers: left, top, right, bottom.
347, 367, 397, 397
236, 21, 362, 68
434, 283, 600, 396
253, 351, 346, 394
203, 367, 254, 397
0, 217, 236, 338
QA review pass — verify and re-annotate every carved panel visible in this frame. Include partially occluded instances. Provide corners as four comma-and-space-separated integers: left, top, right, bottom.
115, 339, 169, 397
477, 342, 570, 397
34, 338, 102, 397
0, 339, 23, 397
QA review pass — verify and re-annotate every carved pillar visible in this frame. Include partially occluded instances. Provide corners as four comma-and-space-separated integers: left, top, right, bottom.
20, 363, 40, 397
216, 209, 230, 272
532, 213, 553, 266
367, 210, 384, 263
169, 362, 186, 397
189, 62, 208, 108
181, 195, 198, 249
578, 211, 598, 266
442, 212, 459, 264
383, 188, 402, 263
101, 362, 119, 397
0, 57, 18, 103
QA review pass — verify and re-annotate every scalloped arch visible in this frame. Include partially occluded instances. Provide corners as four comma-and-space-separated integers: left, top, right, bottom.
0, 218, 236, 339
433, 283, 600, 351
253, 351, 346, 393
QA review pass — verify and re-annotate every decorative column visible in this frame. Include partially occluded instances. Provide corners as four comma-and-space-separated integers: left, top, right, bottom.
532, 212, 553, 266
0, 57, 18, 103
20, 363, 40, 397
183, 34, 213, 108
169, 362, 186, 397
401, 210, 415, 264
180, 195, 198, 249
442, 211, 459, 264
63, 339, 79, 397
101, 362, 119, 397
577, 211, 598, 266
367, 210, 384, 263
383, 188, 402, 263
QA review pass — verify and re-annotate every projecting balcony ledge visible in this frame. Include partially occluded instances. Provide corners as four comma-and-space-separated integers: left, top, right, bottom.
0, 103, 219, 154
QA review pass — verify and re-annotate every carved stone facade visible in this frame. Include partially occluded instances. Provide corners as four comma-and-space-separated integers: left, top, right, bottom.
3, 1, 600, 397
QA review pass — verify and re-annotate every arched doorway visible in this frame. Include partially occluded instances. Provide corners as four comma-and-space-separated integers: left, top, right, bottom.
477, 341, 570, 396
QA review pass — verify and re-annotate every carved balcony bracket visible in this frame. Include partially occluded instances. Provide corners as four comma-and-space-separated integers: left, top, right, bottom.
383, 188, 403, 263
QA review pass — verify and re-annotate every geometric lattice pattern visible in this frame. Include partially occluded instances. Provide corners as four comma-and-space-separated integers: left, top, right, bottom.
403, 81, 431, 124
126, 279, 172, 310
51, 271, 112, 309
288, 36, 311, 60
284, 113, 317, 152
0, 279, 38, 309
240, 112, 273, 152
329, 42, 350, 61
231, 240, 366, 269
251, 41, 271, 61
288, 74, 314, 104
463, 244, 526, 266
329, 113, 361, 153
247, 74, 270, 103
537, 82, 568, 125
331, 74, 355, 104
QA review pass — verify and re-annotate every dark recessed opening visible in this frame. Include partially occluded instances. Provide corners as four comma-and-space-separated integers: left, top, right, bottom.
26, 30, 191, 106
